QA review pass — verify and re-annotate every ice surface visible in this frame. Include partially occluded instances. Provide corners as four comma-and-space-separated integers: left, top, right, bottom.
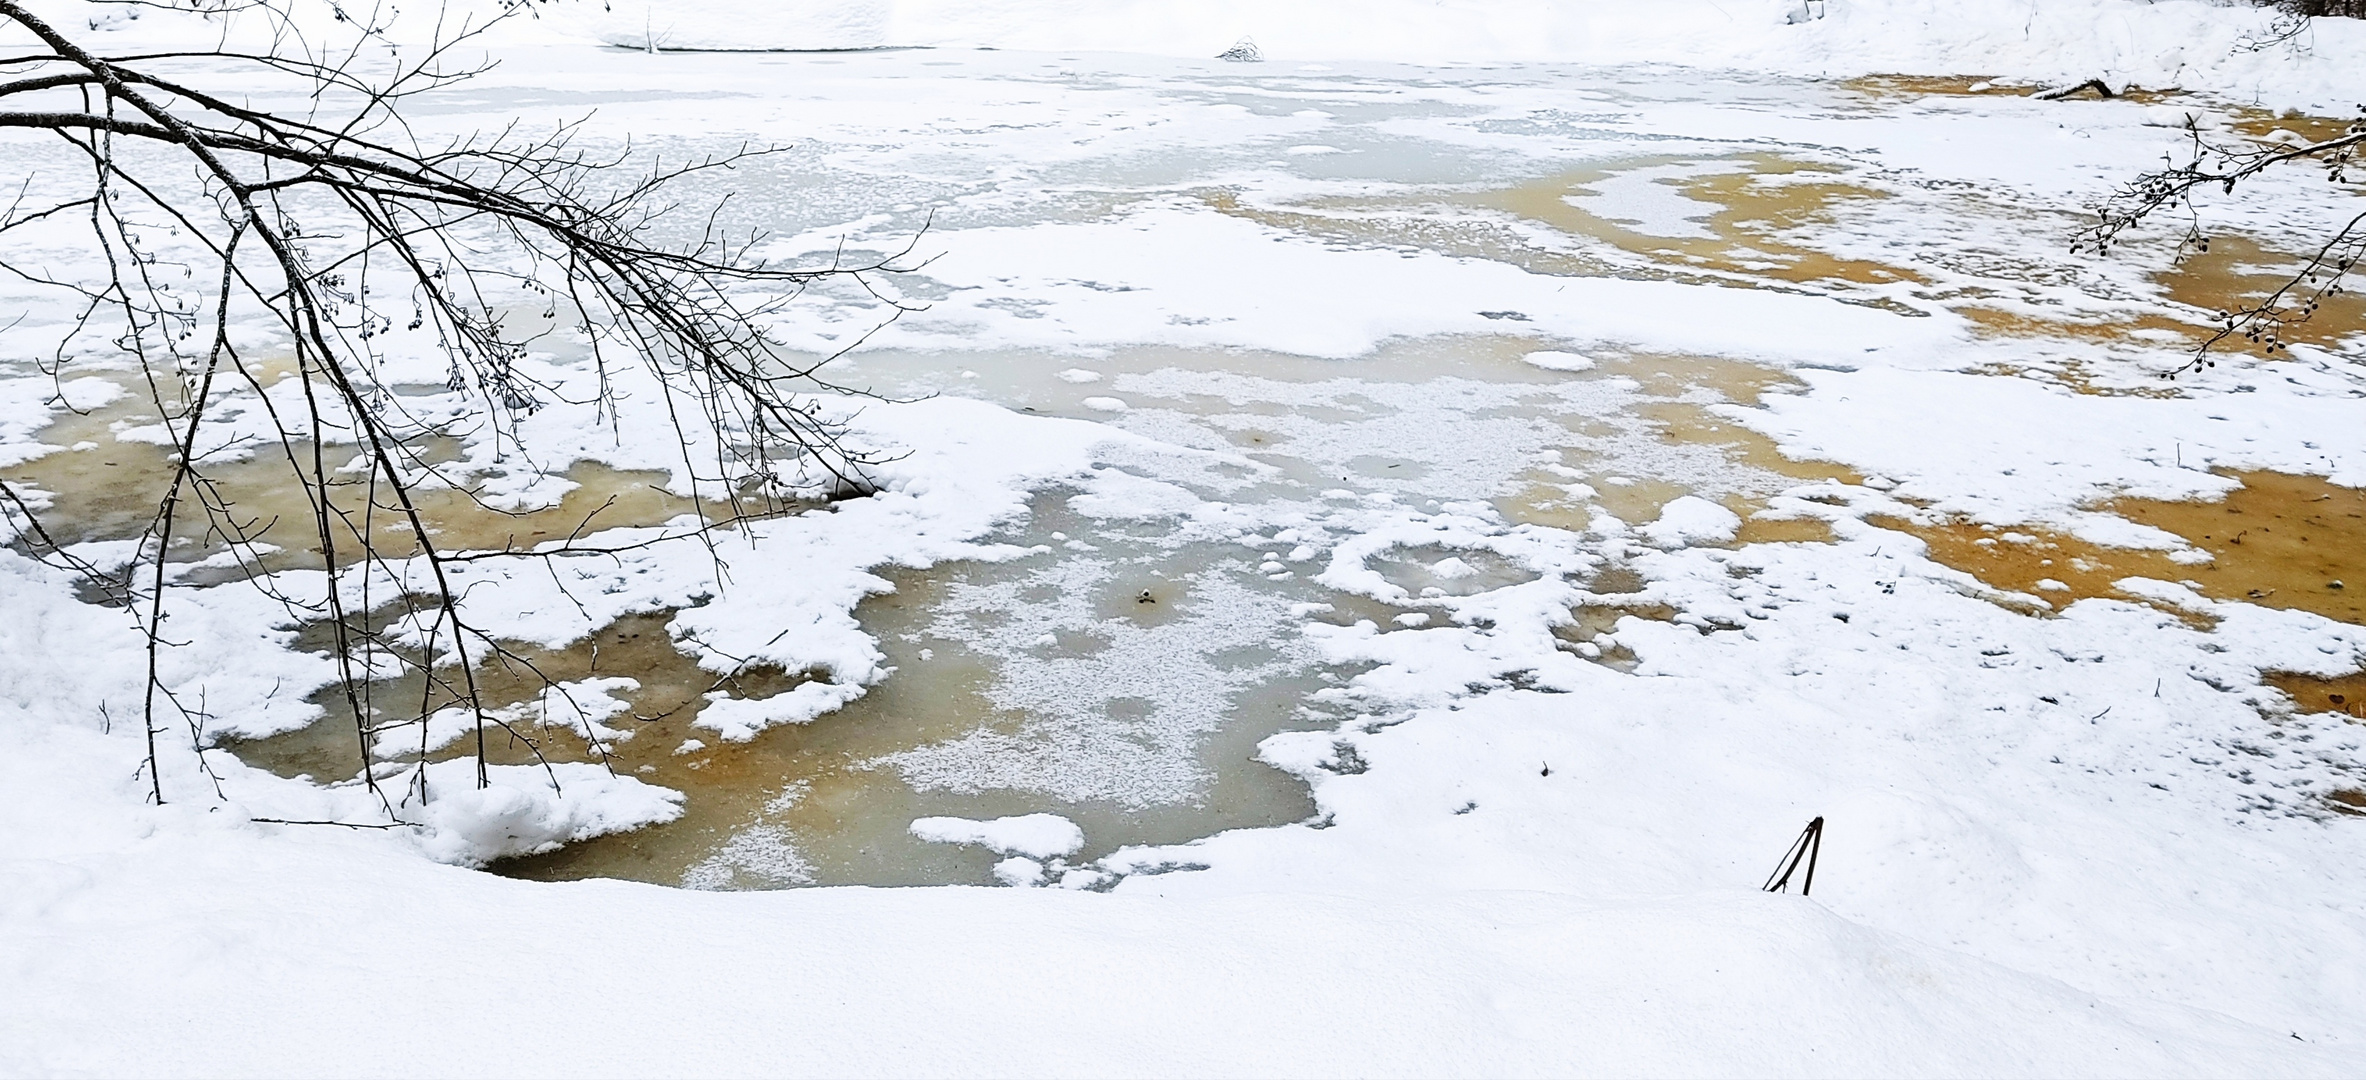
875, 553, 1320, 807
1565, 162, 1743, 239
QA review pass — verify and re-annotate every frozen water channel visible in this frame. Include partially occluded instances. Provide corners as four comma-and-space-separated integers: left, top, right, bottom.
14, 13, 2366, 1068
477, 338, 1805, 887
11, 46, 2363, 896
172, 53, 1939, 889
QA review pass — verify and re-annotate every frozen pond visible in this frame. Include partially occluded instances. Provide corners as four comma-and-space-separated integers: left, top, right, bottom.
6, 45, 2361, 891
153, 333, 1800, 888
18, 4, 2366, 1071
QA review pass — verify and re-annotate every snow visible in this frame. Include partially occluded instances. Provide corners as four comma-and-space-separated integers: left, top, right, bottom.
407, 761, 688, 865
911, 813, 1087, 858
9, 817, 2345, 1077
1642, 494, 1745, 548
3, 0, 2366, 1074
1739, 364, 2366, 532
1521, 349, 1597, 372
0, 376, 116, 469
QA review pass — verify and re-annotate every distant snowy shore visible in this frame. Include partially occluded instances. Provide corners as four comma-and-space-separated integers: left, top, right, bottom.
17, 0, 2366, 110
530, 0, 2365, 111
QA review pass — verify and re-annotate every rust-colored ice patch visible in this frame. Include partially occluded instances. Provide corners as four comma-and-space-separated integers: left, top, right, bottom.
1839, 73, 2186, 106
2227, 109, 2362, 149
2263, 669, 2366, 721
1836, 74, 2019, 100
1498, 354, 1857, 537
2114, 470, 2366, 626
3, 375, 742, 574
2156, 236, 2366, 355
1956, 232, 2364, 358
1475, 154, 1922, 292
1202, 152, 1925, 303
231, 554, 1339, 890
1871, 515, 2200, 618
1878, 471, 2366, 626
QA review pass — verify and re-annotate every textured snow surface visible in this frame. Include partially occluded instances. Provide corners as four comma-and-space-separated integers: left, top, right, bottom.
3, 0, 2366, 1075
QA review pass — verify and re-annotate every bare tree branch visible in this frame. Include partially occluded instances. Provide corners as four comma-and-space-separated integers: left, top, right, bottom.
0, 0, 919, 808
2074, 105, 2364, 373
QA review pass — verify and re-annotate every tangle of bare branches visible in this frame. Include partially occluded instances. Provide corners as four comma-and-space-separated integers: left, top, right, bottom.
2073, 103, 2364, 374
0, 0, 920, 812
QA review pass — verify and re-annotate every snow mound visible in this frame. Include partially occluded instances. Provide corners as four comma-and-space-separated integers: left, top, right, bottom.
408, 762, 685, 866
1521, 350, 1597, 372
1642, 495, 1743, 549
694, 681, 870, 742
992, 856, 1048, 886
910, 813, 1086, 858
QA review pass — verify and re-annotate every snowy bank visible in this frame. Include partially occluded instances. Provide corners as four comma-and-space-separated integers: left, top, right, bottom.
28, 0, 2366, 109
561, 0, 2366, 109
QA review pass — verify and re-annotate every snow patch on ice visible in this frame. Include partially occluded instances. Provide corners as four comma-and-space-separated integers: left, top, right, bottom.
1641, 496, 1743, 549
683, 824, 818, 889
1520, 351, 1596, 372
911, 813, 1086, 858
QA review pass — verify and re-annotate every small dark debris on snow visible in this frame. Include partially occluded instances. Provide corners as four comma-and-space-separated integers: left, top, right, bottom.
1216, 37, 1261, 62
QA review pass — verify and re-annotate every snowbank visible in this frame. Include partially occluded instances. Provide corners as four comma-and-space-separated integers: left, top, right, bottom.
556, 0, 2364, 108
408, 761, 687, 865
7, 820, 2343, 1076
26, 0, 2365, 109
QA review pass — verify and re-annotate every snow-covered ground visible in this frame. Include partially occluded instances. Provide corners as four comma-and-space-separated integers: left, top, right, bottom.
5, 1, 2366, 1075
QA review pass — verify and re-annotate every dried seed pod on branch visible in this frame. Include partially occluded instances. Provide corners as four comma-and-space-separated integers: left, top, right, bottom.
2073, 103, 2364, 374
